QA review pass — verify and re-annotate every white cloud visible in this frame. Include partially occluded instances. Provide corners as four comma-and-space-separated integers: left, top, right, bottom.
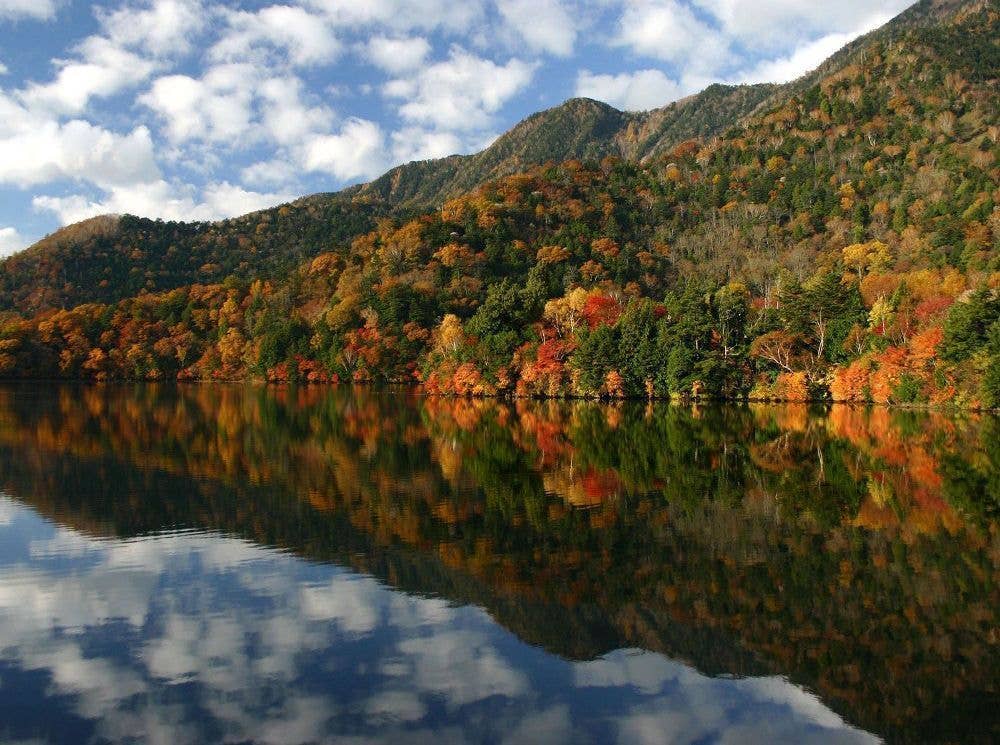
200, 180, 296, 217
576, 69, 683, 111
306, 0, 485, 34
211, 5, 340, 67
0, 110, 160, 189
691, 0, 912, 46
0, 0, 57, 22
613, 1, 913, 90
98, 0, 207, 57
141, 64, 257, 144
737, 31, 855, 84
386, 47, 536, 131
33, 179, 295, 225
735, 15, 895, 83
303, 118, 388, 181
391, 127, 463, 163
615, 0, 724, 64
497, 0, 577, 57
31, 184, 180, 225
0, 226, 26, 256
366, 36, 431, 74
241, 158, 299, 187
19, 35, 157, 115
258, 76, 334, 146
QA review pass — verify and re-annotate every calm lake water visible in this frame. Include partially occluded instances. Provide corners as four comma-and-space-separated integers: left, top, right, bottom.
0, 384, 996, 744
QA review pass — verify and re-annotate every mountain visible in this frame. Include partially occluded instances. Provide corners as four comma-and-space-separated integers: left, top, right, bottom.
0, 0, 997, 407
1, 0, 989, 315
0, 83, 781, 315
0, 195, 382, 316
348, 84, 780, 208
347, 0, 989, 211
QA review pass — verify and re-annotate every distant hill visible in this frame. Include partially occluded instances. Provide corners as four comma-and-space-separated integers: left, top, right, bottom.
348, 84, 780, 208
2, 0, 990, 315
347, 0, 990, 211
0, 196, 381, 315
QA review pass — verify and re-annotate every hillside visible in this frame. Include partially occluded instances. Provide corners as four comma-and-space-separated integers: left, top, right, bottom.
0, 1, 987, 316
0, 195, 380, 315
350, 84, 780, 208
348, 0, 985, 210
0, 0, 998, 408
0, 84, 779, 315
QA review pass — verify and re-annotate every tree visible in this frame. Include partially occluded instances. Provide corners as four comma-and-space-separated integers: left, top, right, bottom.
543, 288, 590, 338
433, 314, 466, 357
842, 240, 891, 278
981, 356, 1000, 409
941, 289, 1000, 361
751, 331, 802, 372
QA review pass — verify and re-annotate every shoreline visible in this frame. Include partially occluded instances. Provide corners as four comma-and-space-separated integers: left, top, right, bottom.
1, 377, 996, 413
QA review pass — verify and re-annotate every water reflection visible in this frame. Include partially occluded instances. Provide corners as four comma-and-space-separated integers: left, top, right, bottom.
0, 499, 874, 745
0, 383, 996, 743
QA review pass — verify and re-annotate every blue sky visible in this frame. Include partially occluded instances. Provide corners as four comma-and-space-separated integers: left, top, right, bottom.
0, 0, 916, 256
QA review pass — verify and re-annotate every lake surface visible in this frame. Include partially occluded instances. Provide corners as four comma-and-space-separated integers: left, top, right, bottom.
0, 384, 996, 744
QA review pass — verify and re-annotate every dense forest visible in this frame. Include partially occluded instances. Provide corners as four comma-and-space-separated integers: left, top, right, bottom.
0, 0, 998, 407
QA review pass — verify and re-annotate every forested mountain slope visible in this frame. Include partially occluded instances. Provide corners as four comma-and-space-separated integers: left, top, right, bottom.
0, 197, 381, 315
4, 0, 985, 315
0, 84, 780, 315
0, 0, 998, 407
348, 0, 988, 210
348, 84, 780, 208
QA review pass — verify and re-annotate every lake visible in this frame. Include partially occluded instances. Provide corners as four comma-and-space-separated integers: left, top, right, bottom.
0, 383, 996, 744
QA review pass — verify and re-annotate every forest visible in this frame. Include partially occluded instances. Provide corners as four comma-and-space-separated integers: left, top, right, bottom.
0, 2, 998, 408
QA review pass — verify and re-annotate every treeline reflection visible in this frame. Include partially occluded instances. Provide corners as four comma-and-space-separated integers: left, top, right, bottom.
0, 383, 996, 743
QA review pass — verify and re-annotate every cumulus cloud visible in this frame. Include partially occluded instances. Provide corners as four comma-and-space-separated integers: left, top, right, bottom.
241, 158, 299, 187
615, 0, 725, 65
0, 226, 26, 256
576, 68, 684, 111
0, 109, 159, 189
735, 15, 897, 83
390, 126, 463, 163
199, 181, 297, 217
305, 0, 486, 35
302, 118, 388, 181
210, 5, 340, 67
97, 0, 207, 57
613, 0, 914, 86
497, 0, 577, 57
691, 0, 912, 46
32, 179, 295, 225
141, 65, 257, 144
19, 35, 157, 115
386, 46, 536, 131
258, 76, 335, 146
365, 35, 432, 74
0, 0, 58, 22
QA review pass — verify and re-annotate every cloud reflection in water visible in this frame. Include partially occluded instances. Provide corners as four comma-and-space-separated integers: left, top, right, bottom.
0, 495, 876, 744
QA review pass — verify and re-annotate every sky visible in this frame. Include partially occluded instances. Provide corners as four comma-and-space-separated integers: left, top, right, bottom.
0, 0, 917, 256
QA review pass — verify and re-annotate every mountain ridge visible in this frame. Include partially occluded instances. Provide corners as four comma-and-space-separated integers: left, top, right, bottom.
6, 0, 984, 279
